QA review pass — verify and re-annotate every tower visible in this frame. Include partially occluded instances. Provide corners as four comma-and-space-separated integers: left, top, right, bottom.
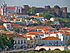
61, 7, 67, 18
1, 1, 7, 16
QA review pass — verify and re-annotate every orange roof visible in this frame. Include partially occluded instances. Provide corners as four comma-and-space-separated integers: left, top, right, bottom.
31, 16, 43, 18
24, 36, 32, 38
13, 24, 22, 27
28, 31, 43, 35
60, 28, 70, 30
67, 34, 70, 36
6, 6, 16, 10
43, 36, 59, 39
0, 15, 4, 17
45, 31, 58, 34
26, 26, 54, 29
32, 19, 37, 21
44, 30, 49, 31
45, 32, 49, 34
2, 20, 8, 22
0, 25, 5, 28
58, 31, 67, 34
13, 37, 25, 39
8, 14, 14, 16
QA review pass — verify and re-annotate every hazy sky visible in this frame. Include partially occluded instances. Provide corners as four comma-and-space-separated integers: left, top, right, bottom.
3, 0, 70, 12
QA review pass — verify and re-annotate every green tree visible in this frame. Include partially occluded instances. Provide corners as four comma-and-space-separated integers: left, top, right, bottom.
63, 18, 70, 22
28, 7, 36, 15
28, 44, 31, 48
39, 11, 55, 20
8, 36, 14, 49
0, 33, 8, 50
45, 5, 50, 9
67, 39, 70, 45
54, 5, 60, 9
23, 45, 24, 49
0, 33, 14, 51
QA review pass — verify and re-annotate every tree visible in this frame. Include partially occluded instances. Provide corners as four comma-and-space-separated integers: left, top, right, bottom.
8, 36, 14, 49
63, 18, 70, 22
0, 33, 14, 51
0, 33, 8, 50
54, 5, 60, 9
67, 39, 70, 45
39, 11, 55, 20
23, 45, 24, 49
45, 5, 50, 9
28, 44, 31, 48
28, 7, 36, 15
14, 28, 20, 33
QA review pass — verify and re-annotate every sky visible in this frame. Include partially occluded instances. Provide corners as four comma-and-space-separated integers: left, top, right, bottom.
1, 0, 70, 12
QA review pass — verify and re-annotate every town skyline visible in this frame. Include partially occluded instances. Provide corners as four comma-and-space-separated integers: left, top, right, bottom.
3, 0, 70, 12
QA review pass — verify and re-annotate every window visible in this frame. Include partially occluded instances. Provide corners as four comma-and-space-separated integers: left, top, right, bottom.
14, 40, 17, 44
36, 36, 38, 38
18, 40, 20, 44
24, 40, 26, 44
21, 40, 23, 44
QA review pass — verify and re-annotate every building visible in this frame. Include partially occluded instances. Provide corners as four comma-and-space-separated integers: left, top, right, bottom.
0, 2, 7, 16
6, 6, 22, 14
13, 37, 27, 49
22, 5, 29, 14
3, 23, 12, 31
36, 8, 45, 13
42, 36, 62, 46
61, 7, 67, 18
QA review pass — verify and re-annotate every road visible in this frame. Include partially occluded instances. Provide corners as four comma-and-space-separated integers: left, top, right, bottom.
0, 48, 35, 53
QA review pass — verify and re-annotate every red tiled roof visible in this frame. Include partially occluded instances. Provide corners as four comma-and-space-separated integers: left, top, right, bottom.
67, 34, 70, 36
60, 28, 70, 30
0, 25, 5, 28
31, 16, 43, 18
44, 30, 49, 31
13, 24, 22, 27
27, 31, 43, 35
43, 36, 59, 39
26, 26, 54, 29
6, 6, 16, 10
0, 15, 4, 17
24, 36, 32, 38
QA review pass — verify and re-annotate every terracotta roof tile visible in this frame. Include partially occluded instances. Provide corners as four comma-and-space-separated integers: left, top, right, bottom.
13, 24, 22, 27
6, 6, 16, 10
43, 36, 59, 39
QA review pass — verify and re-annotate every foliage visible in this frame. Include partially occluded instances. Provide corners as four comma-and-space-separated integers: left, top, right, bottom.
28, 44, 31, 48
52, 50, 61, 53
54, 5, 60, 9
0, 33, 14, 50
67, 39, 70, 45
39, 11, 56, 20
63, 18, 70, 22
14, 28, 20, 33
28, 7, 36, 15
8, 36, 14, 49
45, 5, 50, 9
17, 50, 70, 53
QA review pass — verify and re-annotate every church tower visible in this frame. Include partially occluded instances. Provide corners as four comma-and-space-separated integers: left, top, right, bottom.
1, 1, 7, 16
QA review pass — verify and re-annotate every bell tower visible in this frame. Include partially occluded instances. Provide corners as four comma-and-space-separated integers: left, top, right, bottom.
1, 1, 7, 16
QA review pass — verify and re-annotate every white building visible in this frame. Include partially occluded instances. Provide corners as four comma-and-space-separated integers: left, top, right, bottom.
0, 2, 7, 16
3, 23, 12, 31
13, 37, 27, 49
42, 36, 62, 46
